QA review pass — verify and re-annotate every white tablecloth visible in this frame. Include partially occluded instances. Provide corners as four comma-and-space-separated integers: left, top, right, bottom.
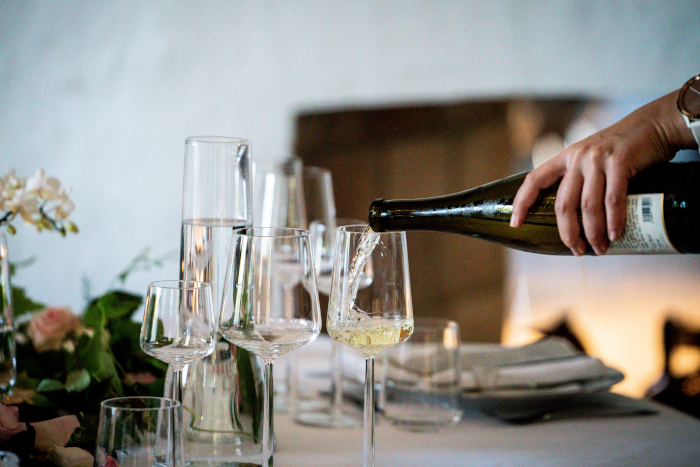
272, 337, 700, 467
275, 396, 700, 467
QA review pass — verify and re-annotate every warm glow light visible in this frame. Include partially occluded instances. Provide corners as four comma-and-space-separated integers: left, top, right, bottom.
502, 250, 700, 398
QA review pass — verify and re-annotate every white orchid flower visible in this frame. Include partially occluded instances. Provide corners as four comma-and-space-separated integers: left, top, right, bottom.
1, 168, 77, 235
25, 168, 62, 201
54, 192, 75, 219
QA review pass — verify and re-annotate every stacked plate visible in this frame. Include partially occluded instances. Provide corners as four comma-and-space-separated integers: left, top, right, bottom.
460, 337, 624, 421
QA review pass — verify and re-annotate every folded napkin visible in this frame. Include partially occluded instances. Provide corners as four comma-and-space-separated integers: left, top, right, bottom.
461, 337, 610, 391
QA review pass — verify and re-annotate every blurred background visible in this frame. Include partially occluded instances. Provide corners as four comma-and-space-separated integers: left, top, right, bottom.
2, 1, 700, 399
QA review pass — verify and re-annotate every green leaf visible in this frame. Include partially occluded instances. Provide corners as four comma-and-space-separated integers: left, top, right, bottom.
15, 371, 40, 389
36, 379, 65, 392
76, 315, 113, 378
29, 392, 56, 408
83, 290, 142, 328
236, 347, 263, 442
11, 286, 44, 317
65, 369, 91, 392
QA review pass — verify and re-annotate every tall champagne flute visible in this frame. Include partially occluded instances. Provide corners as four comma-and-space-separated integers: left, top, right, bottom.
253, 158, 307, 412
140, 280, 217, 404
296, 219, 373, 428
220, 228, 321, 467
327, 226, 413, 467
294, 165, 339, 421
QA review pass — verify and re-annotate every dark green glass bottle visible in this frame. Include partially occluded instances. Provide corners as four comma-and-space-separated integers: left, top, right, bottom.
368, 162, 700, 255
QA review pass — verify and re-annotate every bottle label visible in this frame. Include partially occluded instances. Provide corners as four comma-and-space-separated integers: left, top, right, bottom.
607, 193, 679, 255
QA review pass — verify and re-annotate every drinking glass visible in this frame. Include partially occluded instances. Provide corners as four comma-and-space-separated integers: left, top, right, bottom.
294, 166, 340, 421
253, 157, 306, 230
181, 136, 252, 301
302, 166, 336, 227
327, 226, 413, 467
94, 396, 181, 467
382, 317, 462, 431
0, 235, 16, 397
296, 219, 372, 428
220, 227, 321, 467
179, 136, 265, 463
140, 280, 217, 404
253, 158, 307, 412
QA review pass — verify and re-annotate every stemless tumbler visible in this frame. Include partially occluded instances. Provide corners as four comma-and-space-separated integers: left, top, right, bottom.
94, 397, 182, 467
382, 317, 462, 431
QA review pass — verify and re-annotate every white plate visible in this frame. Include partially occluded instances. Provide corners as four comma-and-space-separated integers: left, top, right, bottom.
461, 366, 624, 420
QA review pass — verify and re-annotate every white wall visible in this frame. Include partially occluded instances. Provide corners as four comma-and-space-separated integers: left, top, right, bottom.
2, 0, 700, 318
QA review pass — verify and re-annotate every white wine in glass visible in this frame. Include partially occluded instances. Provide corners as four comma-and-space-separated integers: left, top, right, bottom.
295, 218, 372, 429
220, 227, 321, 467
327, 225, 413, 467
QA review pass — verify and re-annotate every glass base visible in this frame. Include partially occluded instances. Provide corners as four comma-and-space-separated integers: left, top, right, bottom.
186, 462, 261, 467
294, 409, 360, 428
184, 428, 261, 465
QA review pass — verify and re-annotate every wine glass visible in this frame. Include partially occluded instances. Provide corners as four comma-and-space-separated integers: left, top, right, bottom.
140, 280, 217, 404
327, 226, 413, 467
296, 218, 373, 428
220, 227, 321, 467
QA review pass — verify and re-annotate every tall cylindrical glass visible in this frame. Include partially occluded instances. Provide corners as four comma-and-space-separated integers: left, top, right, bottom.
177, 137, 264, 466
252, 157, 307, 413
0, 234, 15, 396
181, 136, 252, 300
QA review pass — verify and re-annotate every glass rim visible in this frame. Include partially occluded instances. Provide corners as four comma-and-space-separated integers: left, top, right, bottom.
185, 136, 250, 145
232, 227, 310, 238
337, 225, 406, 236
303, 166, 332, 177
309, 218, 366, 227
101, 396, 181, 410
412, 316, 459, 330
147, 280, 211, 290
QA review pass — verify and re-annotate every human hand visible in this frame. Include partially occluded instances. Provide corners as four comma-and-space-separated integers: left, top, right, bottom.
510, 91, 696, 256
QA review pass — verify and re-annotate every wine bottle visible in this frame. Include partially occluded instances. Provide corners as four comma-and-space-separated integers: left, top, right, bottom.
368, 162, 700, 255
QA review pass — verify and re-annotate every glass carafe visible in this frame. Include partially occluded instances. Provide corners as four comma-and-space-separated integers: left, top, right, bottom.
176, 136, 265, 466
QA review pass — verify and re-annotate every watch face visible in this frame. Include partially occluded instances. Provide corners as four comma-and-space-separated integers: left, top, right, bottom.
679, 75, 700, 119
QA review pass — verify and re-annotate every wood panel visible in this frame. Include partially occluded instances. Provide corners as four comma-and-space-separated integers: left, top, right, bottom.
293, 98, 588, 342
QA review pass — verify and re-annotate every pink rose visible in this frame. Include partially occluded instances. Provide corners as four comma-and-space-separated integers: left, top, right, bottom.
0, 403, 27, 442
27, 307, 81, 353
47, 446, 94, 467
124, 371, 158, 385
30, 414, 80, 452
95, 448, 120, 467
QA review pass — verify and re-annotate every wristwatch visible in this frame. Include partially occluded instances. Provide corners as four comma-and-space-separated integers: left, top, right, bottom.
677, 74, 700, 146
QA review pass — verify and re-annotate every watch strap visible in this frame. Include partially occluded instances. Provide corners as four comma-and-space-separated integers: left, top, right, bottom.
683, 114, 700, 148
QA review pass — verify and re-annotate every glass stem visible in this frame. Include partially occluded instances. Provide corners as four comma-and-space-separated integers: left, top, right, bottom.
281, 287, 297, 412
363, 356, 375, 467
170, 366, 185, 466
171, 367, 183, 404
330, 340, 343, 420
263, 361, 274, 467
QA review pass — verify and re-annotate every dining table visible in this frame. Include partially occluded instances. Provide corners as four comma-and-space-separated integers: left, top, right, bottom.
274, 336, 700, 467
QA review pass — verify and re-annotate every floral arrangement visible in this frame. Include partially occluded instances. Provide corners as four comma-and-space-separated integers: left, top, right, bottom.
15, 291, 167, 414
7, 253, 170, 453
0, 168, 78, 235
0, 165, 170, 464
